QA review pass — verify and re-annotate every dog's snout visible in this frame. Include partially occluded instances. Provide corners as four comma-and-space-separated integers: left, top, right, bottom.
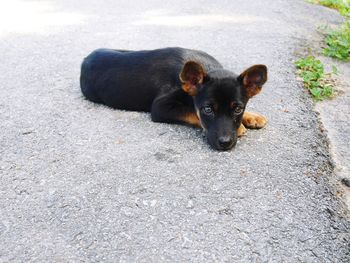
218, 136, 233, 148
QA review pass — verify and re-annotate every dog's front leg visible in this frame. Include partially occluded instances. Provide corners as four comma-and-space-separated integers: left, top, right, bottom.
242, 112, 267, 129
237, 124, 247, 137
151, 91, 202, 128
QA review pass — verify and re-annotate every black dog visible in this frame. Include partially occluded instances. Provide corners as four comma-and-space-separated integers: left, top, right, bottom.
80, 47, 268, 150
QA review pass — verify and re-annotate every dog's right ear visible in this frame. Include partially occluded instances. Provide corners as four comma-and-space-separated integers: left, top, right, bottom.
179, 61, 206, 96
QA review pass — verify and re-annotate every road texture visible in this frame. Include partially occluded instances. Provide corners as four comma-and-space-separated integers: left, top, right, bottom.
315, 55, 350, 211
0, 0, 349, 262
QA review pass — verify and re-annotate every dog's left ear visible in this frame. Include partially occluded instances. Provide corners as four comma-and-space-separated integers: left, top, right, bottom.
238, 65, 267, 98
179, 61, 206, 96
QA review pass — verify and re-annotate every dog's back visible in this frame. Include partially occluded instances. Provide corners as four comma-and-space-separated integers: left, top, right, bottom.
80, 47, 222, 111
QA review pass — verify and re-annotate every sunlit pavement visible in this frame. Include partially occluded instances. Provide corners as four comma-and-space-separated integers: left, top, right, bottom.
0, 0, 349, 262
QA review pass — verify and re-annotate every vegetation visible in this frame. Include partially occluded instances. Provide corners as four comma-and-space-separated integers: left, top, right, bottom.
308, 0, 350, 17
323, 20, 350, 60
308, 0, 350, 61
295, 56, 336, 100
295, 1, 347, 100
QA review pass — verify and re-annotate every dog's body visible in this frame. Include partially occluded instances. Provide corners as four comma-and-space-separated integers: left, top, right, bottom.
80, 47, 268, 150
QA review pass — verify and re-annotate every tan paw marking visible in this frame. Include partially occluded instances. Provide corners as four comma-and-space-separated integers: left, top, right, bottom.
237, 123, 247, 137
242, 112, 267, 129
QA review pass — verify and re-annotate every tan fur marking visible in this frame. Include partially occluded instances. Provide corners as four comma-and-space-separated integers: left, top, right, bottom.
242, 112, 267, 129
181, 83, 198, 97
246, 86, 262, 98
181, 112, 202, 127
237, 123, 247, 137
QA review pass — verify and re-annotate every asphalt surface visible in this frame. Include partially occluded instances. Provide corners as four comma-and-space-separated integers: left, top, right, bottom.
0, 0, 349, 262
316, 56, 350, 210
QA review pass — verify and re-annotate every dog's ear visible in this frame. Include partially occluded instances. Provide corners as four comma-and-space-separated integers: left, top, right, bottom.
238, 65, 267, 98
179, 61, 206, 96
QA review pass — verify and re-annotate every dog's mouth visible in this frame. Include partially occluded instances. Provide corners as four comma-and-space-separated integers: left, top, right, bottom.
216, 140, 237, 151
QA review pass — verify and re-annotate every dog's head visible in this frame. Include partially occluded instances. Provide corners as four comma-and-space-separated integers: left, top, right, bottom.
180, 61, 267, 151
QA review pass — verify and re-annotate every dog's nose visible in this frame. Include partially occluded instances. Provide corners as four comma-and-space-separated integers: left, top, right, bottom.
218, 136, 233, 148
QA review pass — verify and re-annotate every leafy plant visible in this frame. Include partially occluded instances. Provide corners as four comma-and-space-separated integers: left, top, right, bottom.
295, 56, 336, 100
323, 20, 350, 60
308, 1, 350, 61
308, 0, 350, 17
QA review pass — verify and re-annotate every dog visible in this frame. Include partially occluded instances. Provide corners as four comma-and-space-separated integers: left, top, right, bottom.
80, 47, 268, 151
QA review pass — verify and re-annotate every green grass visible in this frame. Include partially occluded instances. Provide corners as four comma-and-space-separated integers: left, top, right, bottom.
308, 0, 350, 61
308, 0, 350, 17
323, 20, 350, 60
295, 56, 336, 100
298, 0, 346, 100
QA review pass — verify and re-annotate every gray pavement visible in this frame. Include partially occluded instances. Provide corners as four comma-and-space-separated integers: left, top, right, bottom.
0, 0, 349, 262
316, 56, 350, 211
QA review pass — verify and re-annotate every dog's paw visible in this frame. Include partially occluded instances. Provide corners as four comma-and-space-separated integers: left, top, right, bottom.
237, 123, 247, 137
242, 112, 267, 129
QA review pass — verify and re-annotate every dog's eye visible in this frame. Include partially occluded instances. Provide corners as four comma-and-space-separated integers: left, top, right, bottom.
202, 106, 213, 115
234, 107, 243, 115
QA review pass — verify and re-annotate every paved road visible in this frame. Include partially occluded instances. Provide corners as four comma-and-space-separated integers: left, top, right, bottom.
316, 55, 350, 210
0, 0, 349, 262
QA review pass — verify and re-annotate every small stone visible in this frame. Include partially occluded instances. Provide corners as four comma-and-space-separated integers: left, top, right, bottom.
341, 178, 350, 188
186, 200, 194, 209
